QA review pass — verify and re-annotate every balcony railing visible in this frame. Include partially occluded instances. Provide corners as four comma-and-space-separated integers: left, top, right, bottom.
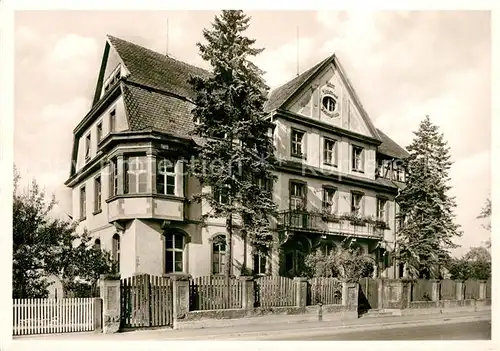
278, 210, 386, 239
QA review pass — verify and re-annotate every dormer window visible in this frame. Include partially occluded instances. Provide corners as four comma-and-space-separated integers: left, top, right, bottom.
103, 66, 121, 94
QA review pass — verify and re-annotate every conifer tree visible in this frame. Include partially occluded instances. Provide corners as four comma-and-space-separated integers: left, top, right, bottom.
396, 115, 462, 278
188, 10, 278, 280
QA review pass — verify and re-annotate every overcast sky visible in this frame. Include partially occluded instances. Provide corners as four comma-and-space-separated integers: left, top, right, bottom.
14, 10, 491, 257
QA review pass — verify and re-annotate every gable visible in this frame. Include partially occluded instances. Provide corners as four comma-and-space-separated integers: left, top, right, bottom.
284, 60, 378, 139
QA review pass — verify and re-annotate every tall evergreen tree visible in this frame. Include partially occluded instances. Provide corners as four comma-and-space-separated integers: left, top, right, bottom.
396, 115, 462, 278
188, 10, 278, 280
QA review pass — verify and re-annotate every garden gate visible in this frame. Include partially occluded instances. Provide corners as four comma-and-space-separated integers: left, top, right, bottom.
120, 274, 173, 328
358, 277, 379, 312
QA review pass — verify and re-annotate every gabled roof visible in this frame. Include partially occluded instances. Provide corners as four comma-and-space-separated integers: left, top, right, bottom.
264, 56, 330, 112
122, 83, 196, 137
107, 35, 211, 100
376, 129, 409, 159
265, 53, 382, 142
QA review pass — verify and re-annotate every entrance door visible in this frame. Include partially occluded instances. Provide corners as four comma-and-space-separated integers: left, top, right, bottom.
358, 277, 378, 313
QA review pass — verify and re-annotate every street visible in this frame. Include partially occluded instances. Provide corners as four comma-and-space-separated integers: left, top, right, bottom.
254, 320, 491, 341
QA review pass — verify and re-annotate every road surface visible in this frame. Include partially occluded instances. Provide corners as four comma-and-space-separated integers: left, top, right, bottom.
258, 320, 491, 340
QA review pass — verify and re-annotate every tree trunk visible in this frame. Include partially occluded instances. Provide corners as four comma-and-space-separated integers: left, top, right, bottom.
225, 213, 233, 307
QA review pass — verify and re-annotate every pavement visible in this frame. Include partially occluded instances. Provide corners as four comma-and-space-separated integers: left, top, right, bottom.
12, 310, 491, 341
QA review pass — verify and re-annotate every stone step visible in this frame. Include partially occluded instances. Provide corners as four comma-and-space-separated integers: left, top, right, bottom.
360, 309, 401, 318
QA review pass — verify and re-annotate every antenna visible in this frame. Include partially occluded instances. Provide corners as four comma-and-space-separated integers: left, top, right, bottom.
296, 25, 300, 76
166, 18, 169, 56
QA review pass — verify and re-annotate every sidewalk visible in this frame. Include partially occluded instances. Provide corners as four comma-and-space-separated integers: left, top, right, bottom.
12, 310, 491, 341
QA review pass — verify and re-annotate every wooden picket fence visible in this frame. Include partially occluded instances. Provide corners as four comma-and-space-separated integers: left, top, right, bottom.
13, 298, 95, 335
439, 279, 456, 300
121, 274, 173, 328
308, 277, 343, 305
411, 279, 434, 301
255, 276, 296, 308
189, 275, 242, 310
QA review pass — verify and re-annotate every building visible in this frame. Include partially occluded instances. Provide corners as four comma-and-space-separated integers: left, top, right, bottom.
64, 35, 409, 280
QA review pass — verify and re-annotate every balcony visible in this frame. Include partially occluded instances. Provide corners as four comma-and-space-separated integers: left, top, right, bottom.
106, 194, 184, 223
278, 210, 386, 239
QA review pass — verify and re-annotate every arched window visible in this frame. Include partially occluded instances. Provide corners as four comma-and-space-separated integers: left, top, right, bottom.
211, 235, 226, 275
322, 96, 337, 112
94, 238, 101, 251
320, 242, 336, 256
112, 234, 120, 272
351, 243, 364, 256
165, 232, 185, 274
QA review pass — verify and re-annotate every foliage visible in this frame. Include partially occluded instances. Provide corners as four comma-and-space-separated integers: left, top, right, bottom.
396, 115, 462, 278
188, 10, 278, 278
303, 241, 375, 282
477, 197, 491, 248
447, 246, 491, 280
12, 167, 115, 298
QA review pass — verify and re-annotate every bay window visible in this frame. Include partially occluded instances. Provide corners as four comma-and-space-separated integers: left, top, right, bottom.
125, 156, 148, 194
157, 158, 176, 195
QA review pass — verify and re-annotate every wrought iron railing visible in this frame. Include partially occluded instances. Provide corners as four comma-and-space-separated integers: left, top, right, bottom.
278, 210, 385, 238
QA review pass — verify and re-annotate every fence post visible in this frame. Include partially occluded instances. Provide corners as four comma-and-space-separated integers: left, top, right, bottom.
342, 281, 359, 310
239, 276, 255, 309
455, 280, 464, 301
171, 274, 191, 329
293, 277, 308, 307
478, 280, 487, 300
99, 274, 121, 334
430, 279, 440, 301
93, 297, 103, 333
401, 279, 412, 309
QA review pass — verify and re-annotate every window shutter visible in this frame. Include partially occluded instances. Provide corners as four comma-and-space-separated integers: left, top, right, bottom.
361, 195, 365, 216
334, 189, 339, 214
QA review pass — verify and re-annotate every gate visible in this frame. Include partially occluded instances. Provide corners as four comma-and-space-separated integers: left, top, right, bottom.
121, 274, 173, 328
358, 278, 378, 312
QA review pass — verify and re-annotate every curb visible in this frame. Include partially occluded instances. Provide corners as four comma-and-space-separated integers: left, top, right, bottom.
170, 314, 491, 340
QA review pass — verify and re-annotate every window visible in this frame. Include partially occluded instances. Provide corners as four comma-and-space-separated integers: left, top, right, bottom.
214, 186, 229, 204
322, 187, 336, 214
94, 175, 102, 213
85, 134, 91, 162
351, 192, 363, 216
165, 232, 184, 273
253, 253, 267, 275
109, 109, 116, 133
112, 234, 120, 272
291, 129, 305, 158
80, 186, 86, 219
377, 198, 387, 222
125, 156, 148, 194
94, 239, 101, 251
256, 176, 272, 192
320, 242, 335, 256
393, 163, 405, 182
157, 158, 176, 195
96, 121, 103, 143
322, 96, 337, 112
109, 158, 118, 197
211, 235, 226, 275
352, 146, 364, 172
376, 159, 391, 179
323, 138, 337, 166
290, 181, 306, 211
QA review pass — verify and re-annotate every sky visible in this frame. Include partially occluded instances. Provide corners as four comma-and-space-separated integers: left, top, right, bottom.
13, 10, 491, 257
